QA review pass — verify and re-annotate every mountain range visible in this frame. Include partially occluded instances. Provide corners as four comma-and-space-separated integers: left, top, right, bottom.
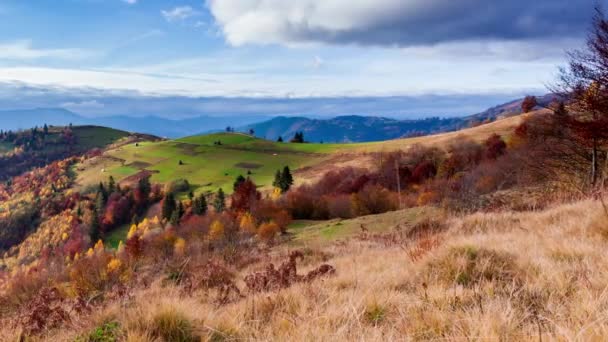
0, 94, 555, 141
242, 94, 556, 143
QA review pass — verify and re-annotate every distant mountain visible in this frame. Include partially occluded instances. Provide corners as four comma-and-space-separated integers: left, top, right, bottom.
0, 108, 267, 138
242, 95, 557, 143
0, 108, 83, 130
242, 115, 467, 143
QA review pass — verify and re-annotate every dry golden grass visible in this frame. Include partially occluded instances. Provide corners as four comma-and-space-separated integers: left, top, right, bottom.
6, 197, 608, 341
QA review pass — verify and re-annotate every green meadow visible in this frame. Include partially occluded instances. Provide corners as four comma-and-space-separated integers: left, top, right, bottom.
85, 132, 350, 195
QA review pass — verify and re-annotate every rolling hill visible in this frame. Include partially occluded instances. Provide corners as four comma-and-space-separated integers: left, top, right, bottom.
73, 108, 536, 195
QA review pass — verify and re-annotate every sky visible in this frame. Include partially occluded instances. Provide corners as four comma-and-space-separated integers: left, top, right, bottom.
0, 0, 600, 118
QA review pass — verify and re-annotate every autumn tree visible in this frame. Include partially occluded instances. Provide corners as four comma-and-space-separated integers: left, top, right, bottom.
522, 96, 538, 113
233, 174, 246, 191
231, 178, 261, 212
554, 7, 608, 187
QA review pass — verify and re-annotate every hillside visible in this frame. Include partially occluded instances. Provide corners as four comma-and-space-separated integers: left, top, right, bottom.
74, 110, 535, 196
0, 125, 138, 181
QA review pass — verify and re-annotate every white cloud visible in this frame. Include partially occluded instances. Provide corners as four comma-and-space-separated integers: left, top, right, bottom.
162, 6, 197, 22
0, 40, 93, 60
123, 0, 137, 4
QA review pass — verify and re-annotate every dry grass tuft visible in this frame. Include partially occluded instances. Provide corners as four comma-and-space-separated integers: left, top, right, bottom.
423, 245, 527, 288
150, 306, 198, 342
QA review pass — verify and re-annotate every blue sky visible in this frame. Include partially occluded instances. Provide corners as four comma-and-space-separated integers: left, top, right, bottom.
0, 0, 599, 117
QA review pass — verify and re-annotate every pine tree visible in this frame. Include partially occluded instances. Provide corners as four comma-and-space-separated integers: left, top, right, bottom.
277, 136, 283, 142
272, 169, 282, 188
278, 166, 294, 193
90, 209, 101, 243
95, 191, 106, 213
108, 176, 116, 194
213, 188, 226, 213
198, 193, 208, 215
161, 193, 177, 221
43, 124, 49, 135
98, 182, 107, 203
137, 176, 151, 199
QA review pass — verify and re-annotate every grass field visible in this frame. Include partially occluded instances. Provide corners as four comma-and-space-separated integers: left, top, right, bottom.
77, 133, 338, 195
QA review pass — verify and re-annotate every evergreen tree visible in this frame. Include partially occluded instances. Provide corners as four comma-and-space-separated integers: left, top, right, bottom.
199, 193, 208, 215
161, 193, 177, 221
43, 124, 49, 135
233, 174, 246, 191
98, 182, 108, 203
213, 188, 226, 213
95, 190, 106, 213
277, 136, 283, 142
281, 166, 294, 192
108, 176, 116, 194
193, 193, 208, 216
90, 209, 101, 243
137, 176, 151, 199
272, 169, 282, 189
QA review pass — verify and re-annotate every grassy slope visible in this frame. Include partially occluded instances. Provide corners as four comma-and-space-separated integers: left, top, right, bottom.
75, 111, 535, 195
28, 199, 608, 341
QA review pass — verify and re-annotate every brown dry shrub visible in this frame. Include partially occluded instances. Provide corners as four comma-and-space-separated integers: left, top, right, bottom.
16, 287, 70, 336
407, 235, 443, 262
181, 260, 242, 305
244, 251, 336, 293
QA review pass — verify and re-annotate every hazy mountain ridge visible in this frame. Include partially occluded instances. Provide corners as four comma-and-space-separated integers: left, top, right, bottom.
243, 95, 556, 143
0, 108, 267, 138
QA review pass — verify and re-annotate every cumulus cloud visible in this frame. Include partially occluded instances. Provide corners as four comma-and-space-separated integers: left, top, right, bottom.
123, 0, 137, 4
207, 0, 593, 47
162, 6, 197, 22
